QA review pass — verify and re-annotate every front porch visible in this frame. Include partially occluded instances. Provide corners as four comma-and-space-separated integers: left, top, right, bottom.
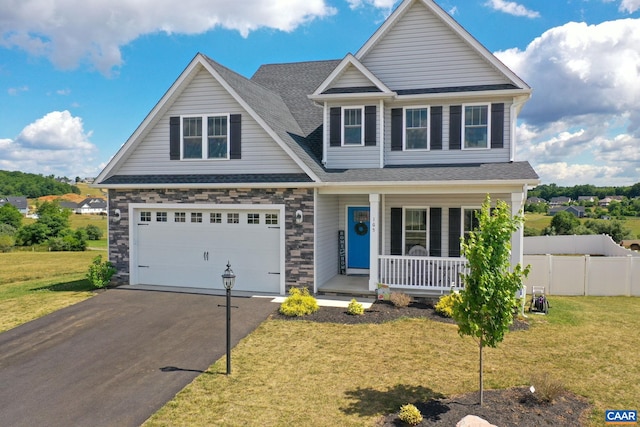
317, 255, 467, 298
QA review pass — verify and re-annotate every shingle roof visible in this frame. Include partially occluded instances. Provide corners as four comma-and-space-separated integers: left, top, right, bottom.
101, 174, 314, 185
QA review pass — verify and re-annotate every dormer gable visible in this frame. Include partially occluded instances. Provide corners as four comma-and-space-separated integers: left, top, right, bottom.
309, 54, 395, 101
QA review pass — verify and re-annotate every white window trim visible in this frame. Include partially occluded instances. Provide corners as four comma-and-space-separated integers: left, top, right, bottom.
461, 103, 491, 150
180, 113, 231, 160
403, 106, 430, 151
341, 106, 365, 146
402, 206, 429, 256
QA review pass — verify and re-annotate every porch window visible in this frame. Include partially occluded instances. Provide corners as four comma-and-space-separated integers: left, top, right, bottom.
404, 107, 429, 150
463, 208, 480, 243
404, 208, 427, 255
463, 104, 489, 149
343, 107, 364, 145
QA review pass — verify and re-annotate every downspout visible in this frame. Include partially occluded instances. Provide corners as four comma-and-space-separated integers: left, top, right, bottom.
322, 102, 328, 165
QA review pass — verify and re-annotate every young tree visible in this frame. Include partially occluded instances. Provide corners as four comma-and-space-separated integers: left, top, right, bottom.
0, 203, 23, 229
452, 196, 530, 406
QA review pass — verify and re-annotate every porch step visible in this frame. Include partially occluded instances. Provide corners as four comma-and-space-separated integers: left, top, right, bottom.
317, 290, 377, 299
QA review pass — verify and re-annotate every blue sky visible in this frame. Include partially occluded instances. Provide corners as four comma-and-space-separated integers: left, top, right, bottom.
1, 0, 639, 186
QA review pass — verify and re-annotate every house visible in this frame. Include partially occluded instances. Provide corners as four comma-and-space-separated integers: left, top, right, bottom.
0, 196, 28, 216
549, 196, 571, 207
577, 196, 597, 204
599, 196, 625, 207
526, 197, 547, 204
94, 0, 539, 296
76, 198, 107, 215
549, 206, 585, 218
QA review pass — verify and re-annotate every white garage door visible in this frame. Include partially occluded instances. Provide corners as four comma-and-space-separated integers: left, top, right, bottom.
131, 205, 283, 293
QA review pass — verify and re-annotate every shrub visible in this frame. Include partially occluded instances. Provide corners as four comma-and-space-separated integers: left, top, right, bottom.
435, 291, 462, 318
398, 403, 422, 425
279, 287, 319, 317
390, 292, 411, 308
347, 299, 364, 315
530, 371, 565, 403
0, 233, 15, 252
83, 224, 103, 240
86, 255, 116, 288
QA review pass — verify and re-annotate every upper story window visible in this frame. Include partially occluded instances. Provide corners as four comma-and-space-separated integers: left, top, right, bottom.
343, 107, 364, 145
404, 107, 429, 150
182, 115, 229, 159
463, 105, 490, 149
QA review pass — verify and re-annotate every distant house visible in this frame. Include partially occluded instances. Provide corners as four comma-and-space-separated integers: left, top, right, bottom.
578, 196, 598, 204
76, 198, 107, 215
526, 197, 547, 204
0, 196, 28, 215
549, 196, 571, 207
59, 201, 79, 211
550, 205, 585, 218
599, 196, 625, 207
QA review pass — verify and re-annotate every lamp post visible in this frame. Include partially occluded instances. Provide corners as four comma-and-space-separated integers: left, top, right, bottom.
221, 261, 236, 375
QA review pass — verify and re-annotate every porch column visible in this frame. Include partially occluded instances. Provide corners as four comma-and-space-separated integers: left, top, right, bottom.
369, 193, 380, 291
511, 190, 525, 268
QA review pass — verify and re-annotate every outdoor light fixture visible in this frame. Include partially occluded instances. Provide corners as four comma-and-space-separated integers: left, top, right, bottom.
295, 209, 303, 224
221, 261, 235, 375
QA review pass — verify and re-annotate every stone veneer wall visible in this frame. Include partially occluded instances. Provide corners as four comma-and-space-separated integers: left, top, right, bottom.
108, 188, 314, 290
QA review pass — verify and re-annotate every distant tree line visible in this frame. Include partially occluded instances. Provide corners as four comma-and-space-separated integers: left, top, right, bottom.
528, 182, 640, 201
0, 170, 80, 198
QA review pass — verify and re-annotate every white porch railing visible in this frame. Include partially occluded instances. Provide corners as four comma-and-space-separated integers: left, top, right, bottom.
378, 255, 468, 293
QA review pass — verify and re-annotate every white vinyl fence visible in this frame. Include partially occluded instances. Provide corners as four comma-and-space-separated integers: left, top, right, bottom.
523, 254, 640, 296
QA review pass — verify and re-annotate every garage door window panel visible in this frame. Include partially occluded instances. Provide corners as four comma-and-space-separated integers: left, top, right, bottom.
174, 212, 186, 223
156, 212, 167, 222
191, 212, 203, 223
210, 212, 222, 223
266, 214, 278, 225
227, 213, 239, 224
140, 211, 151, 222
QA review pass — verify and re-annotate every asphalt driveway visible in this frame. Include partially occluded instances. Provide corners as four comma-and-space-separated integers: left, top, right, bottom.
0, 287, 277, 427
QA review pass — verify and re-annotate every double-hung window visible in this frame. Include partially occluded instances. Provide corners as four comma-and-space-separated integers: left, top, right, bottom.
404, 208, 428, 255
404, 107, 429, 150
182, 115, 229, 159
463, 104, 489, 149
462, 208, 480, 243
343, 107, 363, 145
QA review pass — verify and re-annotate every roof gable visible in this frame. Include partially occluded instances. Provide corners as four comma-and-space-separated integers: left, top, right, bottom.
311, 54, 394, 99
96, 54, 320, 185
356, 0, 529, 91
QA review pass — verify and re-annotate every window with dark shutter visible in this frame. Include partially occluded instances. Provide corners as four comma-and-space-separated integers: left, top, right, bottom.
449, 106, 461, 150
390, 207, 403, 255
491, 103, 504, 149
364, 105, 376, 146
448, 208, 461, 257
429, 207, 442, 257
230, 114, 241, 159
169, 116, 180, 160
391, 108, 403, 151
430, 106, 442, 150
330, 107, 341, 147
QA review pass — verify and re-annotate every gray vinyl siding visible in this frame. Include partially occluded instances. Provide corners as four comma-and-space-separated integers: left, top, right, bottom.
315, 193, 340, 287
117, 68, 303, 175
384, 103, 512, 166
331, 66, 374, 89
361, 2, 511, 90
382, 194, 511, 257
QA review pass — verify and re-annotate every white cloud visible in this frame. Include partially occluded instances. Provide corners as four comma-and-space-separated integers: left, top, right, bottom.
0, 0, 336, 75
485, 0, 540, 18
500, 18, 640, 185
8, 85, 28, 96
347, 0, 398, 9
0, 111, 100, 178
620, 0, 640, 13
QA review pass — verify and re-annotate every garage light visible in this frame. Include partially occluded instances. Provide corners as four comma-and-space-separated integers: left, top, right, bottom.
221, 261, 236, 375
222, 261, 236, 290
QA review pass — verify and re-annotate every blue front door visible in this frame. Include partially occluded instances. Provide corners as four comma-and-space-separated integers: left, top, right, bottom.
347, 207, 370, 269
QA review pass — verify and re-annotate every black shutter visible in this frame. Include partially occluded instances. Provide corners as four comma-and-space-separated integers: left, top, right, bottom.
390, 208, 403, 255
430, 106, 442, 150
169, 116, 180, 160
364, 106, 376, 146
448, 208, 461, 257
429, 207, 442, 257
449, 105, 461, 150
330, 107, 341, 147
230, 114, 241, 159
491, 103, 504, 149
391, 108, 403, 151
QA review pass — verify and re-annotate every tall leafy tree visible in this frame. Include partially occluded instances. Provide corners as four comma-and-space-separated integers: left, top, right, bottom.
0, 203, 23, 229
452, 196, 530, 406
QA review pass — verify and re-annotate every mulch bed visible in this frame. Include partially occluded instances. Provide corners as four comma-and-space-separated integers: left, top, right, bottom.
272, 300, 593, 426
